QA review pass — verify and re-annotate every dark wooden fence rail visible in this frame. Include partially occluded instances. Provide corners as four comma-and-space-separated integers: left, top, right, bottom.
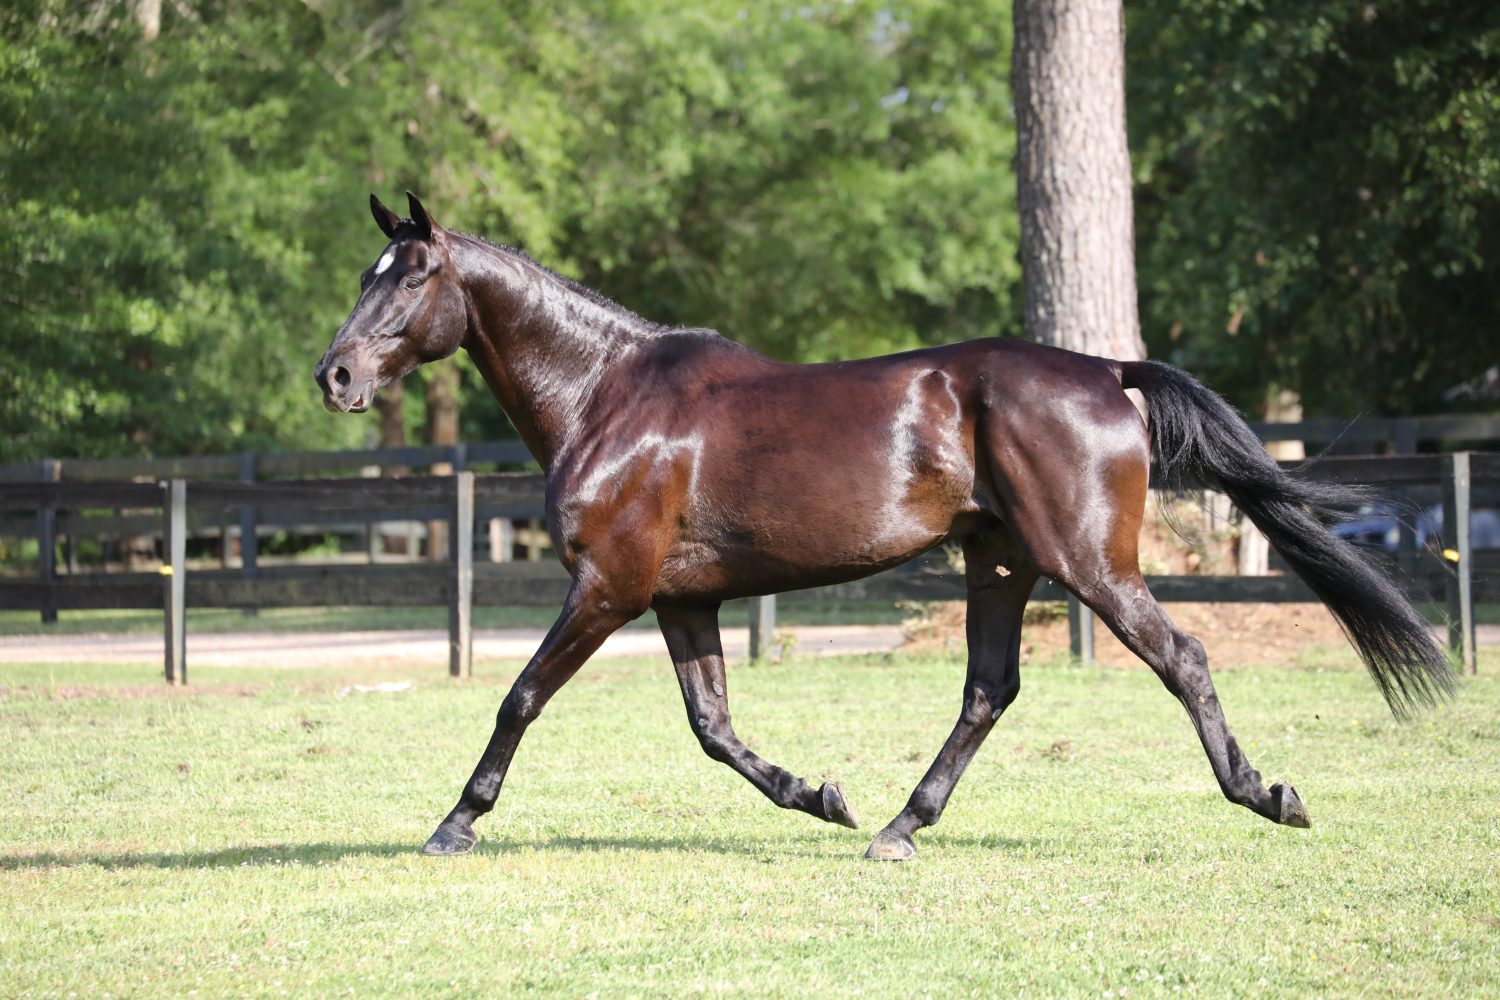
4, 415, 1495, 585
0, 441, 538, 483
0, 472, 561, 681
0, 441, 544, 600
1, 453, 1494, 682
1246, 414, 1500, 452
2, 419, 1488, 563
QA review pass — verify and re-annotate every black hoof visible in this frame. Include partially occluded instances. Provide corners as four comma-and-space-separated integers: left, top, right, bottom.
421, 820, 477, 856
1272, 782, 1311, 829
863, 828, 916, 862
820, 782, 860, 830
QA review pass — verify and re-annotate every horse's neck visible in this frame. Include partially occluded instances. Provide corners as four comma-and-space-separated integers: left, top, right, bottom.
456, 239, 652, 468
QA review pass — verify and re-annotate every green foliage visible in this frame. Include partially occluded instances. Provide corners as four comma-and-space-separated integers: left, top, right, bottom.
0, 2, 392, 459
383, 0, 1020, 438
1129, 0, 1500, 415
1, 1, 1019, 457
5, 0, 1496, 459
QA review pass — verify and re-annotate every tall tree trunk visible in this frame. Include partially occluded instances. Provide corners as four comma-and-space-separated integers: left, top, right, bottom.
424, 364, 460, 561
375, 379, 407, 455
133, 0, 161, 42
1013, 0, 1145, 361
1237, 387, 1304, 576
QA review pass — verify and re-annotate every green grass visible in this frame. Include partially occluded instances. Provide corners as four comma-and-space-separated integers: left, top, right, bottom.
2, 648, 1497, 997
0, 598, 908, 637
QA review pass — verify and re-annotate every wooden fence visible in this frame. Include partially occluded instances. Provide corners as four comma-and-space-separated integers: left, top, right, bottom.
4, 412, 1497, 485
1, 453, 1494, 681
1246, 414, 1500, 453
5, 414, 1497, 571
0, 441, 536, 483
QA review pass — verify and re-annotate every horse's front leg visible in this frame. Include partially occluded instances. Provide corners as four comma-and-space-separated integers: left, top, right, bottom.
422, 573, 636, 855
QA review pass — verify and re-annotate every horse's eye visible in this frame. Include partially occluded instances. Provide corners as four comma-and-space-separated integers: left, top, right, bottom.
404, 276, 423, 290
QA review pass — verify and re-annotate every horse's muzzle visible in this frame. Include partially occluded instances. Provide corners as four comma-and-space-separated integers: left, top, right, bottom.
314, 361, 373, 414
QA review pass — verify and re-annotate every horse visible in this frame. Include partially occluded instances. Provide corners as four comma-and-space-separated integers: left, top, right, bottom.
314, 192, 1453, 861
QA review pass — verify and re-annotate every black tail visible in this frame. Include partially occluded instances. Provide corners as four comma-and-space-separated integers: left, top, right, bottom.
1121, 360, 1454, 718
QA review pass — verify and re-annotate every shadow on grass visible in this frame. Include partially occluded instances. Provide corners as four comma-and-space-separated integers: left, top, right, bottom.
0, 834, 801, 870
0, 841, 416, 871
0, 829, 1054, 871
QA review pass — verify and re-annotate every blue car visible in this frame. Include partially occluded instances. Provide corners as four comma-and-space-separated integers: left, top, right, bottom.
1330, 503, 1499, 554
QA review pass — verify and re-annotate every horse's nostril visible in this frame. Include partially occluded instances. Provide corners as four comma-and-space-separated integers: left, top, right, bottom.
331, 366, 352, 389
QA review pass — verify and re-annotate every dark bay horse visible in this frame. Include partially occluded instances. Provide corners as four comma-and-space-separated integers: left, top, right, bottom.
315, 193, 1453, 860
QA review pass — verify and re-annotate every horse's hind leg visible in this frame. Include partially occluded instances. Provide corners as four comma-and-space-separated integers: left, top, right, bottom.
1071, 570, 1310, 827
657, 604, 859, 829
866, 527, 1038, 861
1006, 428, 1311, 829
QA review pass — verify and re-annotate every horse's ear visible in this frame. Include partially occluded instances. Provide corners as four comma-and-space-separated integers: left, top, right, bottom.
370, 193, 401, 239
406, 191, 437, 240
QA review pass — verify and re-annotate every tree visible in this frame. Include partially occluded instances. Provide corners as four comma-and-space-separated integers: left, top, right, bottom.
0, 1, 389, 460
381, 0, 1022, 371
1128, 0, 1500, 417
1012, 0, 1145, 360
1, 1, 1026, 460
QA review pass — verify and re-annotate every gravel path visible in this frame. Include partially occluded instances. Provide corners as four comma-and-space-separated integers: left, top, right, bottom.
0, 624, 908, 667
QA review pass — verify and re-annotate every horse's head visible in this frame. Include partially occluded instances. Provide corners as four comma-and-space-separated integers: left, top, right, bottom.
314, 192, 468, 413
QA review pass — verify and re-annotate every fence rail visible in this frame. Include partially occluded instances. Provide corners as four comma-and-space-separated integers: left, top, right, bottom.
1246, 414, 1500, 450
0, 442, 537, 484
1, 452, 1494, 682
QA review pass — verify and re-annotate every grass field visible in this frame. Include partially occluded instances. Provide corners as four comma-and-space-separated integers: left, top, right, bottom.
2, 646, 1497, 997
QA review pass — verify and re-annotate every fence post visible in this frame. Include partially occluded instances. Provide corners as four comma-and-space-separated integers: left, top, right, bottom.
1393, 417, 1417, 455
365, 514, 380, 564
446, 443, 468, 568
1068, 594, 1095, 664
237, 451, 258, 616
362, 463, 382, 564
164, 479, 187, 685
489, 518, 512, 562
450, 471, 474, 678
36, 459, 60, 625
748, 595, 776, 661
1442, 452, 1476, 675
219, 496, 233, 569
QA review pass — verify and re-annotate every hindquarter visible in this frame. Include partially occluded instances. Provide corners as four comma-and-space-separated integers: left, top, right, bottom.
971, 347, 1150, 583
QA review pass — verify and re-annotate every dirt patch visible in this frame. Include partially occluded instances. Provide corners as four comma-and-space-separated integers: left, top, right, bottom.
901, 495, 1354, 668
902, 600, 1349, 669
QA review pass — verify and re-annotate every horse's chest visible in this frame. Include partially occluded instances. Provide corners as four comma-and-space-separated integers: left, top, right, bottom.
545, 449, 694, 565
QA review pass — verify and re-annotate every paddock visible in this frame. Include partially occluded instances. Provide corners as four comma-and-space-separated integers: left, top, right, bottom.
2, 646, 1496, 996
3, 438, 1497, 994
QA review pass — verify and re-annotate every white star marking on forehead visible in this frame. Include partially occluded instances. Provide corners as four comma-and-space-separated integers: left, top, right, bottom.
374, 249, 396, 276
